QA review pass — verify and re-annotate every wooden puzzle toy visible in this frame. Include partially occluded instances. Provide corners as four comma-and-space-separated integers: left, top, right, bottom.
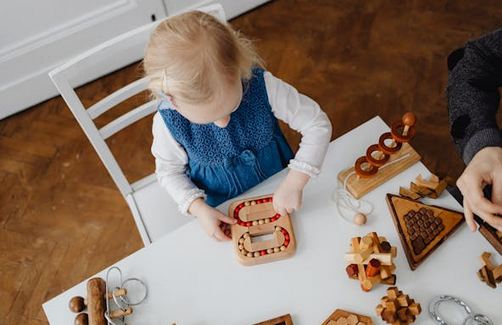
399, 174, 448, 200
475, 215, 502, 255
344, 232, 397, 291
376, 287, 421, 324
386, 194, 464, 270
429, 295, 494, 325
68, 267, 147, 325
253, 314, 294, 325
477, 252, 502, 289
322, 309, 373, 325
337, 113, 421, 199
229, 195, 296, 266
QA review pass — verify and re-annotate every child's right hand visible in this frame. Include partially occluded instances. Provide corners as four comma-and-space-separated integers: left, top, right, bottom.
188, 198, 236, 241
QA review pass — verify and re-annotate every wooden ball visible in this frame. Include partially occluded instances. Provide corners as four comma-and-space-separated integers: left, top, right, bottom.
69, 296, 85, 313
402, 112, 416, 126
353, 213, 367, 225
74, 313, 88, 325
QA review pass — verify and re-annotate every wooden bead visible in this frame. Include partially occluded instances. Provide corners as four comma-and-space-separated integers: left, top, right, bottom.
250, 201, 256, 205
238, 238, 244, 244
280, 245, 286, 251
244, 201, 250, 206
247, 252, 253, 257
267, 248, 273, 254
274, 247, 280, 253
402, 112, 416, 126
265, 218, 270, 223
69, 296, 86, 313
252, 221, 258, 226
258, 220, 264, 225
254, 252, 260, 257
74, 313, 88, 325
353, 213, 367, 225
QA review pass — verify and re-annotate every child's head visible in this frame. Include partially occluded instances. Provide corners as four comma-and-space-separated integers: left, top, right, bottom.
144, 11, 261, 127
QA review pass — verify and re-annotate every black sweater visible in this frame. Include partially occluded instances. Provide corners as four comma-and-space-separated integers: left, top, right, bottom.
447, 29, 502, 164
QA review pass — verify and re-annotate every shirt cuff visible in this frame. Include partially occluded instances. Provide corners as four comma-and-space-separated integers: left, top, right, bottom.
288, 159, 320, 178
462, 128, 502, 164
179, 188, 207, 216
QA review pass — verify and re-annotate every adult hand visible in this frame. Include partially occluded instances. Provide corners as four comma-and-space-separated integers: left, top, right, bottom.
457, 146, 502, 231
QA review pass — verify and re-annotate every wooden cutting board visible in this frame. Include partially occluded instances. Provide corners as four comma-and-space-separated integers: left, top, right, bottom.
385, 194, 464, 270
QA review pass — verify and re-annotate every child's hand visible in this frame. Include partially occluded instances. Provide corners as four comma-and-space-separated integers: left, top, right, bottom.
273, 169, 310, 215
189, 198, 236, 241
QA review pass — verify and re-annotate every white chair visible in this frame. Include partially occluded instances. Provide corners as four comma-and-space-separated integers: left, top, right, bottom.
49, 4, 226, 246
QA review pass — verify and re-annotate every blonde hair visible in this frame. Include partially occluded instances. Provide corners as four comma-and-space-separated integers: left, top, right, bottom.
143, 11, 262, 104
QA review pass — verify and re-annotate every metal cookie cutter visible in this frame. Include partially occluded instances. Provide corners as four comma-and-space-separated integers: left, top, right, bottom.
429, 295, 493, 325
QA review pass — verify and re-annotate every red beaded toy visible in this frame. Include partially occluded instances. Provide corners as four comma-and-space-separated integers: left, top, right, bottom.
229, 195, 296, 266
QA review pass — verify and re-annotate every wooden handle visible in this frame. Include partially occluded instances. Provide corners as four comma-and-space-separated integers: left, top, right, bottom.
402, 112, 416, 136
87, 278, 106, 325
109, 307, 133, 319
106, 288, 127, 300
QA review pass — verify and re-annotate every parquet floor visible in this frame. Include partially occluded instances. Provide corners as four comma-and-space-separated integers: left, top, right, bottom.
1, 0, 501, 323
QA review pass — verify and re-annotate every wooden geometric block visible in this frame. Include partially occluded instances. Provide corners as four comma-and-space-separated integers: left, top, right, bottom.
230, 195, 296, 266
322, 309, 373, 325
376, 287, 421, 325
386, 194, 464, 270
477, 251, 502, 289
338, 143, 421, 199
344, 232, 398, 291
253, 314, 294, 325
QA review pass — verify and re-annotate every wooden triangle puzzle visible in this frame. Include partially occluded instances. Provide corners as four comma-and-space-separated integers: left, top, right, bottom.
385, 194, 464, 270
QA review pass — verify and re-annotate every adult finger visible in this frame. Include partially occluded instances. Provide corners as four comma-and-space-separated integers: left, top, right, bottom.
475, 210, 502, 231
464, 183, 502, 215
463, 198, 476, 232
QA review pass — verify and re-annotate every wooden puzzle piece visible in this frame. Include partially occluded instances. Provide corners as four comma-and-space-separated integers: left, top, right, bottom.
337, 113, 421, 199
386, 194, 464, 270
344, 232, 397, 291
475, 215, 502, 255
399, 174, 447, 200
376, 287, 421, 324
322, 309, 373, 325
477, 251, 502, 289
253, 314, 293, 325
230, 195, 296, 266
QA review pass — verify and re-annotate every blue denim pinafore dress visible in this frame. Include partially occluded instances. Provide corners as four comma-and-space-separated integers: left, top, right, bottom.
158, 68, 294, 207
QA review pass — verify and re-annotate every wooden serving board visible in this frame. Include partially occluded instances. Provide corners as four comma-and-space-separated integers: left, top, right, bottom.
322, 309, 373, 325
229, 194, 296, 266
385, 194, 464, 270
338, 143, 421, 199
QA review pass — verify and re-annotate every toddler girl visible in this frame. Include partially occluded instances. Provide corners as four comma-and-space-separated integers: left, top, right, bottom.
144, 11, 332, 241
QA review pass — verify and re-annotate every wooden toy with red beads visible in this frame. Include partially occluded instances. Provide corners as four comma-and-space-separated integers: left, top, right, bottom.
229, 194, 296, 266
344, 232, 398, 292
337, 113, 421, 199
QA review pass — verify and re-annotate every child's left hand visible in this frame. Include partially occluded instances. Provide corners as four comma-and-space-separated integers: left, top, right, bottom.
273, 169, 310, 215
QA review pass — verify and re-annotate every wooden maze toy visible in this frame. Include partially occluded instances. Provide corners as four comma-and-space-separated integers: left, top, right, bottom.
322, 309, 373, 325
477, 252, 502, 289
253, 314, 294, 325
337, 113, 421, 199
386, 194, 464, 270
375, 287, 421, 324
69, 278, 132, 325
344, 232, 397, 291
475, 215, 502, 255
229, 195, 296, 266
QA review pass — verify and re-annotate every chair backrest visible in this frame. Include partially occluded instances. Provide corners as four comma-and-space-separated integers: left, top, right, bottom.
49, 4, 226, 198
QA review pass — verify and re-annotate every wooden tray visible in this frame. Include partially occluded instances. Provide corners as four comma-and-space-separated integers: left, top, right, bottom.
386, 194, 464, 270
322, 309, 373, 325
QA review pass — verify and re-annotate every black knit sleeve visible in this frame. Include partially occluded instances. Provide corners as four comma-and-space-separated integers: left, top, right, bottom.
447, 29, 502, 164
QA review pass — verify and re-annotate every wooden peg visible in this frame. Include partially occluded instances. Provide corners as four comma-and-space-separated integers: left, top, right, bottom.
402, 112, 416, 136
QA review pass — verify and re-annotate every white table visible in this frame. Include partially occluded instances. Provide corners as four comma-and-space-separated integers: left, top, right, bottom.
43, 117, 501, 324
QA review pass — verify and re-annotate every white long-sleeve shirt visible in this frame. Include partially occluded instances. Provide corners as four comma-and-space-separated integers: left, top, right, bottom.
151, 71, 332, 215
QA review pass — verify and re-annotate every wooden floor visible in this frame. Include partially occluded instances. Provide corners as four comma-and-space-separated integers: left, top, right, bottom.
1, 0, 502, 323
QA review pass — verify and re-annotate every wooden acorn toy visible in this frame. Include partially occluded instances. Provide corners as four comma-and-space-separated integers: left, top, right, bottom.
68, 278, 132, 325
338, 112, 421, 199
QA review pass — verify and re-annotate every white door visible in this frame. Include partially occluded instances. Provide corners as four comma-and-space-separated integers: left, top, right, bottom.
0, 0, 166, 119
163, 0, 269, 19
